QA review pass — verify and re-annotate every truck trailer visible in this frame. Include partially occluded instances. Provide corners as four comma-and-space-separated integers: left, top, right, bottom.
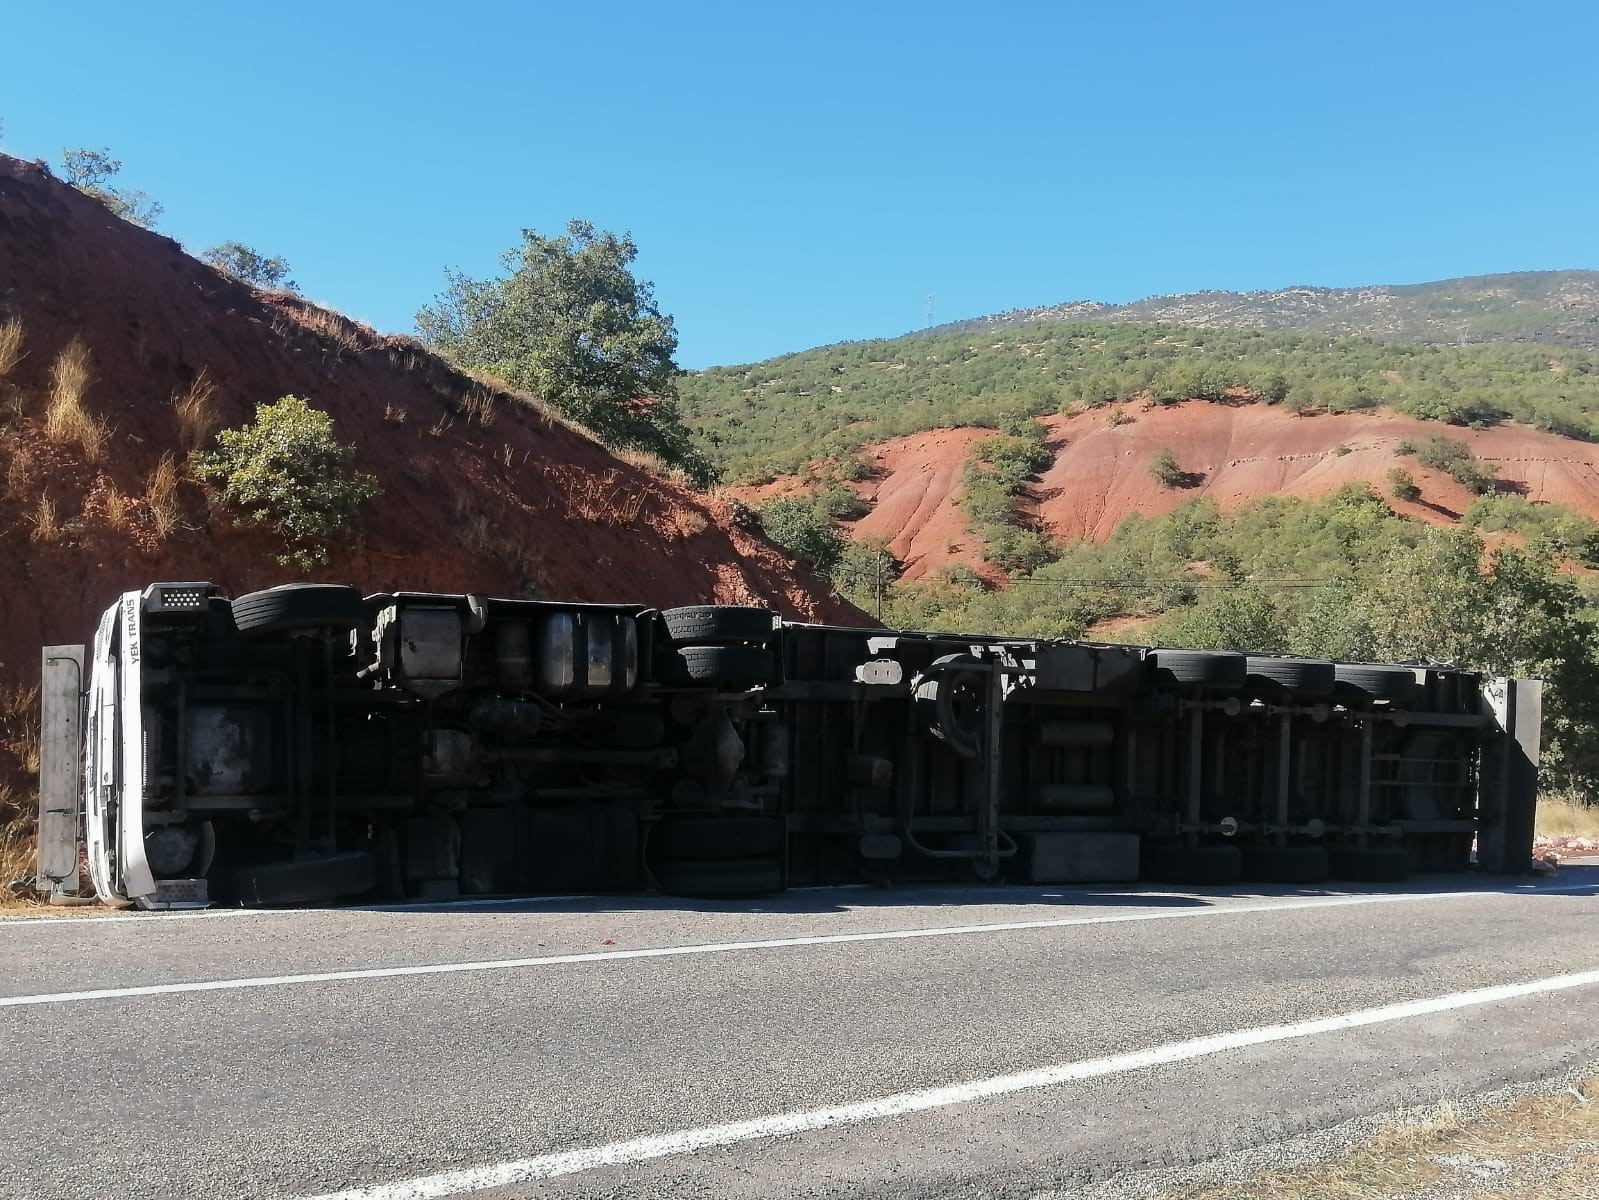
35, 582, 1542, 909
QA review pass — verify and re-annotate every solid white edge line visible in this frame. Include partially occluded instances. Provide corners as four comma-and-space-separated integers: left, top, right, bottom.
297, 966, 1599, 1200
3, 881, 1595, 1009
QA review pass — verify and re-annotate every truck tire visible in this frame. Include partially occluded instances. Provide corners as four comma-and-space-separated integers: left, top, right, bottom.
1149, 649, 1248, 689
655, 857, 783, 898
1140, 843, 1241, 885
913, 654, 986, 759
669, 645, 777, 688
232, 584, 364, 637
1244, 656, 1337, 697
655, 816, 783, 860
1240, 844, 1329, 884
1328, 845, 1411, 883
231, 851, 376, 906
660, 605, 776, 646
1333, 664, 1418, 705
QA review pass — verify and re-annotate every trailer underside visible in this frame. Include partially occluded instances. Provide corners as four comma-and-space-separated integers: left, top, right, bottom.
38, 582, 1541, 908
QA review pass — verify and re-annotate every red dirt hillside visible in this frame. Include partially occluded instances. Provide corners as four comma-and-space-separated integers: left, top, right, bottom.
762, 403, 1599, 582
0, 154, 865, 685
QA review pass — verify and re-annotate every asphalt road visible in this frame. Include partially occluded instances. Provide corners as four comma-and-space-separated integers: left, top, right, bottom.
2, 868, 1597, 1200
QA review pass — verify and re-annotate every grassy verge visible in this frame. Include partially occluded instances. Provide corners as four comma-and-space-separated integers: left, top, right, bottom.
1156, 1078, 1599, 1200
1536, 794, 1599, 840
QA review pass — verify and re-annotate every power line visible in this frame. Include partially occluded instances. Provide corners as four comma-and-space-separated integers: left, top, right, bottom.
995, 576, 1342, 590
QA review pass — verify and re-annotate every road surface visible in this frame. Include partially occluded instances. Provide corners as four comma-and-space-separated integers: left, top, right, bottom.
2, 867, 1597, 1200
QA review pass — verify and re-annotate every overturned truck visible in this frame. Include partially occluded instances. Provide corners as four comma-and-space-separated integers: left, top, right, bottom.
37, 582, 1542, 908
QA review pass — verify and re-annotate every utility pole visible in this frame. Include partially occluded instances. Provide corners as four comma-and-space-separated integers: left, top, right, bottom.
925, 294, 936, 328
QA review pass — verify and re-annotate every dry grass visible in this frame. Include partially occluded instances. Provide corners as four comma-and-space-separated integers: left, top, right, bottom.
543, 465, 649, 525
383, 402, 408, 426
0, 318, 24, 379
452, 492, 546, 598
1538, 794, 1599, 839
460, 384, 498, 428
298, 305, 371, 356
0, 807, 32, 892
44, 339, 109, 460
0, 683, 41, 777
145, 452, 181, 537
101, 485, 134, 530
172, 369, 219, 451
27, 495, 61, 543
1156, 1082, 1599, 1200
613, 447, 700, 492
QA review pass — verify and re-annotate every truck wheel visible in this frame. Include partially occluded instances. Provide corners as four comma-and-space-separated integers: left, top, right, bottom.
913, 654, 986, 759
1333, 664, 1418, 705
655, 857, 783, 898
655, 816, 783, 860
661, 605, 776, 646
1328, 845, 1410, 883
1140, 843, 1241, 885
669, 645, 778, 688
1240, 844, 1329, 884
1149, 649, 1248, 689
232, 584, 364, 637
231, 851, 376, 906
1244, 656, 1337, 696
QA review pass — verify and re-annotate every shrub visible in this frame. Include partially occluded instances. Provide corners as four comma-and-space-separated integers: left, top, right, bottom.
1387, 467, 1422, 502
193, 396, 381, 569
1148, 448, 1185, 488
1399, 433, 1499, 494
756, 497, 845, 575
201, 242, 297, 291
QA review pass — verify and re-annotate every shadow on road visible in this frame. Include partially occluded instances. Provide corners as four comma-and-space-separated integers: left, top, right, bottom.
352, 863, 1599, 919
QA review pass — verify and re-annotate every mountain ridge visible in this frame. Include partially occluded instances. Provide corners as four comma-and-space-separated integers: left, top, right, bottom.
915, 270, 1599, 350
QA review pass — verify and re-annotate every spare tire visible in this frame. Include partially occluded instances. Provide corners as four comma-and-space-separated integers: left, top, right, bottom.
232, 584, 364, 637
654, 857, 784, 898
1149, 649, 1248, 689
669, 644, 778, 688
1244, 656, 1337, 696
913, 654, 986, 759
1333, 664, 1419, 705
661, 605, 776, 646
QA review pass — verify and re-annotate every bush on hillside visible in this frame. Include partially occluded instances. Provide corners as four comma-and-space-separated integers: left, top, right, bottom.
193, 396, 381, 570
1387, 467, 1422, 502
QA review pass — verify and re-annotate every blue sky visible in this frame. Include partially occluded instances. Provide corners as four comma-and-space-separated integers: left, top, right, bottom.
2, 0, 1595, 368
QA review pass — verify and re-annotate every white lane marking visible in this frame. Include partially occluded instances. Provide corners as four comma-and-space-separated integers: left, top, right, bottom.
0, 906, 278, 929
3, 881, 1595, 1009
299, 966, 1599, 1200
0, 893, 604, 928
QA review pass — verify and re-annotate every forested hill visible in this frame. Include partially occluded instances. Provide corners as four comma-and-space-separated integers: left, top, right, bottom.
680, 318, 1599, 484
923, 271, 1599, 351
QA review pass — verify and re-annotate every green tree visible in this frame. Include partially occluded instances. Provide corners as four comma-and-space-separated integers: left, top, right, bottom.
756, 498, 845, 575
415, 220, 713, 485
58, 147, 162, 228
202, 241, 298, 291
193, 396, 381, 570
